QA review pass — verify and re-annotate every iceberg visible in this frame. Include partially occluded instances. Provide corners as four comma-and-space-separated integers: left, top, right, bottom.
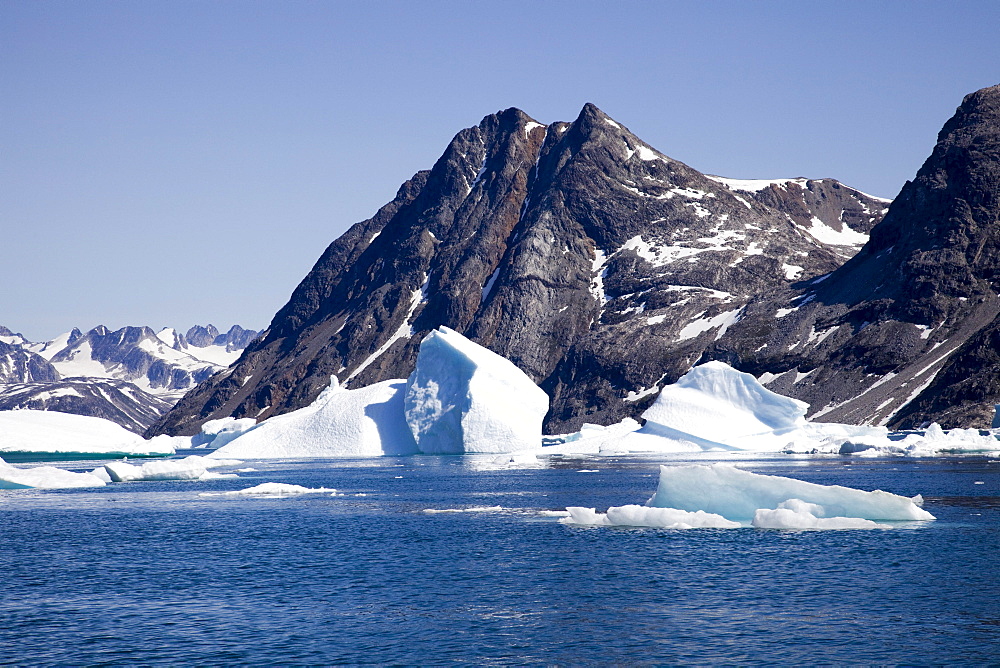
560, 464, 934, 531
209, 377, 417, 459
404, 326, 548, 454
639, 361, 808, 451
648, 464, 934, 521
0, 456, 106, 489
104, 455, 242, 482
0, 410, 173, 458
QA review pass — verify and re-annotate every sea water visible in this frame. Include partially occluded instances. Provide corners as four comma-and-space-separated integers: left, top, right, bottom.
0, 454, 997, 664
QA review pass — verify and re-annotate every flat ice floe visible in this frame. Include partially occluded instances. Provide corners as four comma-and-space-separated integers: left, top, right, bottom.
104, 455, 243, 482
561, 463, 934, 530
0, 410, 173, 457
648, 464, 934, 521
0, 456, 107, 489
199, 482, 336, 497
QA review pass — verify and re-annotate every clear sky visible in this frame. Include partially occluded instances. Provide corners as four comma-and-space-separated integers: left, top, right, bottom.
3, 0, 999, 341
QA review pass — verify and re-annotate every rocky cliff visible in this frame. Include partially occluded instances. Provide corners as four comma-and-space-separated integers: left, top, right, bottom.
149, 103, 891, 436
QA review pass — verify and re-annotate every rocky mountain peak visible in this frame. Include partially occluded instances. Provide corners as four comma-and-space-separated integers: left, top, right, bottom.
149, 101, 894, 437
705, 83, 1000, 428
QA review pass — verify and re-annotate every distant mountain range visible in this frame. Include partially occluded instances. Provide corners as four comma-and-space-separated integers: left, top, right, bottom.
0, 324, 258, 432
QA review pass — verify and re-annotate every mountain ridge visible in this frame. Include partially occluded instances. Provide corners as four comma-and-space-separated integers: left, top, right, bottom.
149, 101, 894, 436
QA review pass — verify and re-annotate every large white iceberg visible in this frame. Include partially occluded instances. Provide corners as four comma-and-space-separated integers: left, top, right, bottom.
404, 326, 549, 454
0, 456, 107, 489
639, 361, 808, 451
648, 464, 934, 521
0, 410, 173, 457
209, 377, 418, 458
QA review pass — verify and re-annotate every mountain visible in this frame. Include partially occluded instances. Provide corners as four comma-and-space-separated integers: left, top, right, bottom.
704, 83, 1000, 429
0, 379, 172, 434
149, 103, 889, 436
0, 324, 259, 432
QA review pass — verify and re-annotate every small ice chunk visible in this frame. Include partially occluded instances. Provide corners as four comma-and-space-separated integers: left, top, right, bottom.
405, 326, 549, 454
191, 417, 258, 448
200, 482, 335, 497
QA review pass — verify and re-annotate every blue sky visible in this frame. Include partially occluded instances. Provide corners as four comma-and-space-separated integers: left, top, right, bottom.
3, 0, 999, 341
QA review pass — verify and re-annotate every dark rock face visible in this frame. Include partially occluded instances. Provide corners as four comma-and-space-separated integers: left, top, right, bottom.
704, 84, 1000, 428
149, 104, 890, 437
0, 340, 60, 383
0, 379, 172, 433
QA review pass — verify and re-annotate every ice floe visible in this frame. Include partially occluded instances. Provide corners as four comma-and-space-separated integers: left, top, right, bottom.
104, 455, 243, 482
640, 361, 808, 451
561, 505, 740, 529
199, 482, 336, 497
561, 463, 933, 530
0, 456, 107, 489
648, 463, 933, 521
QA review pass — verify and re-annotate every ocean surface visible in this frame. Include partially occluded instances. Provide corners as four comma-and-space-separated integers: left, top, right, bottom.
1, 453, 997, 665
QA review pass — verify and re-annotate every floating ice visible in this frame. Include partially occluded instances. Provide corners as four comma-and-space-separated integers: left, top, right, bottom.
0, 456, 106, 489
752, 500, 890, 529
648, 464, 934, 521
191, 417, 257, 449
421, 506, 505, 513
209, 377, 418, 458
640, 361, 808, 451
560, 505, 740, 529
559, 463, 933, 531
104, 455, 242, 482
0, 410, 173, 457
404, 326, 549, 454
199, 482, 335, 497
